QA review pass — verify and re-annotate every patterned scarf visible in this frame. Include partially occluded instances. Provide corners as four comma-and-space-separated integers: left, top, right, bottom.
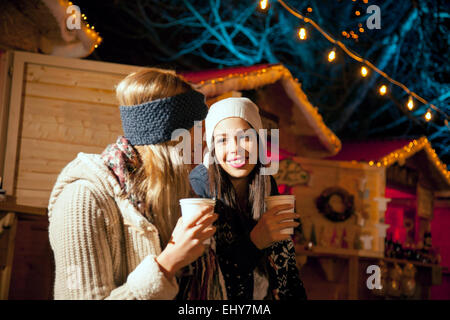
101, 136, 226, 300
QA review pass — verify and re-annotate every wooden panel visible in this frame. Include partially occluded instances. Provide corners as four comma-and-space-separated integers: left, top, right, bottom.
19, 138, 103, 163
0, 51, 12, 179
16, 172, 58, 192
298, 256, 349, 299
348, 256, 359, 299
22, 96, 121, 128
14, 138, 106, 207
4, 51, 148, 208
15, 189, 53, 209
24, 81, 118, 106
13, 51, 145, 76
21, 96, 122, 145
25, 63, 124, 91
17, 158, 72, 175
8, 216, 54, 300
3, 53, 25, 195
0, 213, 17, 300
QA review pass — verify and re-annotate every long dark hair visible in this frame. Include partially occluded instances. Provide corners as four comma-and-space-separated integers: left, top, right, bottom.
207, 135, 271, 276
208, 154, 270, 222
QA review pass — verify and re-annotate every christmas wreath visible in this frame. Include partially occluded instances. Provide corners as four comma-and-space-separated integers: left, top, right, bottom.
316, 187, 354, 222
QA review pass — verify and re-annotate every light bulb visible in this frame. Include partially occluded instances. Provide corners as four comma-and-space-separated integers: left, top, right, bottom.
328, 50, 336, 62
361, 66, 368, 77
407, 96, 414, 111
379, 85, 387, 95
260, 0, 268, 10
298, 27, 307, 40
424, 109, 432, 121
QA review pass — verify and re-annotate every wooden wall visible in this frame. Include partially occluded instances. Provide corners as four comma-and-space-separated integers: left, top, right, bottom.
8, 214, 53, 300
2, 51, 146, 208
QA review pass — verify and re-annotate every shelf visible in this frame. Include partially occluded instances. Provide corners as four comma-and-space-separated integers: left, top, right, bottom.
295, 245, 383, 259
295, 244, 439, 268
0, 196, 47, 216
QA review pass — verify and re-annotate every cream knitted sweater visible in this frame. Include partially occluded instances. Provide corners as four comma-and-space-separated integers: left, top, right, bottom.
48, 152, 179, 300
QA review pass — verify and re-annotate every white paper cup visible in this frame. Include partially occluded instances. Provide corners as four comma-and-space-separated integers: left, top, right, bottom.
265, 195, 296, 235
179, 198, 216, 245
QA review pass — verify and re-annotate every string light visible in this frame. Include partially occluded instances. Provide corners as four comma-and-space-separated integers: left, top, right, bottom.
379, 85, 387, 95
298, 27, 307, 40
64, 1, 101, 51
307, 7, 312, 13
371, 137, 450, 182
259, 0, 268, 10
328, 49, 336, 62
407, 96, 414, 111
275, 0, 449, 123
360, 66, 368, 77
424, 109, 432, 121
355, 11, 361, 16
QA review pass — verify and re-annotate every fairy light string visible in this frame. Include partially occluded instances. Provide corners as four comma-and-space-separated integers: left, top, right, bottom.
66, 1, 102, 51
273, 0, 448, 122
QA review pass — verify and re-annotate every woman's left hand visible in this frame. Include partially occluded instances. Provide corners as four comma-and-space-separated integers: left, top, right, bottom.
250, 204, 300, 250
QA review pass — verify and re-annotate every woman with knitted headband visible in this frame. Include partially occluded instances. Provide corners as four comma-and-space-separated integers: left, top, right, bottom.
47, 69, 220, 299
188, 97, 307, 300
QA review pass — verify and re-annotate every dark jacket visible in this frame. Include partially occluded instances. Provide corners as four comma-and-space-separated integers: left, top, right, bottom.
189, 164, 307, 300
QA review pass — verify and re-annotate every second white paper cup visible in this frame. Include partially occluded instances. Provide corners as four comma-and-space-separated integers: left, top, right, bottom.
179, 198, 216, 245
265, 195, 296, 235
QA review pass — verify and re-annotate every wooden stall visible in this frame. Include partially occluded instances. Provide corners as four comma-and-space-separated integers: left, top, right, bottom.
291, 138, 450, 299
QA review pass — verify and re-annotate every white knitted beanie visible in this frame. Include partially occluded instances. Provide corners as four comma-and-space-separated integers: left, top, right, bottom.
203, 97, 265, 167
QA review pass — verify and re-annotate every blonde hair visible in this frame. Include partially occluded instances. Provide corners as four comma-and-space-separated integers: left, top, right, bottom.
116, 68, 193, 248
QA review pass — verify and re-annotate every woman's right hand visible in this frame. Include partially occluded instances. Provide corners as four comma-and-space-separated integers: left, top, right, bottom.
156, 206, 218, 280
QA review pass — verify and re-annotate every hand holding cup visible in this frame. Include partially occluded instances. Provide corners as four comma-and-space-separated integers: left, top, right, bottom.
250, 195, 300, 250
156, 199, 217, 280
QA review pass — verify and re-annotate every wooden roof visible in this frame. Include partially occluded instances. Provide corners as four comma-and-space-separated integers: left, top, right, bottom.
0, 0, 100, 58
180, 63, 341, 158
326, 137, 450, 190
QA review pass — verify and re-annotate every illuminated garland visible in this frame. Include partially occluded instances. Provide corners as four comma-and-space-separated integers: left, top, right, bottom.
368, 136, 450, 183
193, 64, 342, 155
259, 0, 448, 124
66, 1, 102, 51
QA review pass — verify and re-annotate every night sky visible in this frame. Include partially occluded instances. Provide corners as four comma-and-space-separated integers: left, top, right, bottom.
73, 0, 449, 166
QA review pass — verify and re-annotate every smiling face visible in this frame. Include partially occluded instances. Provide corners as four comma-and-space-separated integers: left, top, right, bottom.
212, 117, 258, 179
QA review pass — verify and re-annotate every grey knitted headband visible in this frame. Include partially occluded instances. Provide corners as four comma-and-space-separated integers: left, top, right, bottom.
119, 90, 208, 145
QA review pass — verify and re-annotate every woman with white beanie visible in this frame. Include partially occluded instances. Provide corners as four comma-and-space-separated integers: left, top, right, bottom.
188, 97, 307, 300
